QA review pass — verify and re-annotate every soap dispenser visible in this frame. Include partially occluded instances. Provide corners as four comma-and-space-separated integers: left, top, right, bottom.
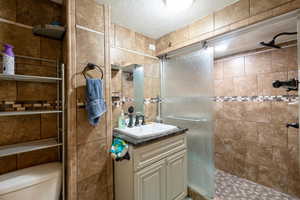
118, 110, 126, 129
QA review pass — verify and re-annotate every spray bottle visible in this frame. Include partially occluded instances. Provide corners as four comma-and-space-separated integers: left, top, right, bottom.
2, 44, 15, 75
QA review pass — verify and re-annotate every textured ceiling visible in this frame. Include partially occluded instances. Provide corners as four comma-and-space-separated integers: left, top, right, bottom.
96, 0, 239, 39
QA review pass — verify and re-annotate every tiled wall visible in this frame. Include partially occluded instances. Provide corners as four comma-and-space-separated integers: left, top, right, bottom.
111, 24, 160, 127
0, 0, 62, 175
156, 0, 300, 55
71, 0, 112, 199
213, 46, 300, 197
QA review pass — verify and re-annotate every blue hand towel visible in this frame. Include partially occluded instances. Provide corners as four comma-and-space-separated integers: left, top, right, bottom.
85, 78, 107, 126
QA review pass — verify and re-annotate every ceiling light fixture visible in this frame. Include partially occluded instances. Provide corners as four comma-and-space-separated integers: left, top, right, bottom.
164, 0, 194, 13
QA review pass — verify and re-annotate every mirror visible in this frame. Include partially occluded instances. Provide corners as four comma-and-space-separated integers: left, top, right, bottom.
113, 64, 144, 115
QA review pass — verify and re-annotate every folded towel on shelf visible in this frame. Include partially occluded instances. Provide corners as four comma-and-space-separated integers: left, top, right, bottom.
85, 78, 107, 126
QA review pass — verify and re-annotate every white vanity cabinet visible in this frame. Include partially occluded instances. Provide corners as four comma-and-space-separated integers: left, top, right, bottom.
114, 134, 187, 200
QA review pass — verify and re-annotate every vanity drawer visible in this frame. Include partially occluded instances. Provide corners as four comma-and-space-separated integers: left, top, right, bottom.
133, 134, 187, 171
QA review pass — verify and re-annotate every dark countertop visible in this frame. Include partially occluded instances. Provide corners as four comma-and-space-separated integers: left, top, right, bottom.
113, 127, 188, 147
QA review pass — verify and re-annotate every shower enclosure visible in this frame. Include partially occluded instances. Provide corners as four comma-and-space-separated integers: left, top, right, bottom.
160, 45, 215, 199
160, 9, 300, 200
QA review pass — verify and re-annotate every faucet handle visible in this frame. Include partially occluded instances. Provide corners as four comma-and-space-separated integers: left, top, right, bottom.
140, 115, 145, 125
287, 123, 299, 129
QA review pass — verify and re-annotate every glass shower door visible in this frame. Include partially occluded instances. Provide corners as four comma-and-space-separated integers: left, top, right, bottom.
161, 47, 215, 199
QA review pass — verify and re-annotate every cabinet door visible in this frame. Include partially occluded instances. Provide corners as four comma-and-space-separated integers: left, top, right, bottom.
166, 150, 187, 200
134, 160, 166, 200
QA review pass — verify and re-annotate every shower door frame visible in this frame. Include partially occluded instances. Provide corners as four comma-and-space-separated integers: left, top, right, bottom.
159, 42, 216, 199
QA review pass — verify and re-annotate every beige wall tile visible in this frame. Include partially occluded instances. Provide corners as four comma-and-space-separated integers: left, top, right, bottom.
214, 78, 234, 96
271, 102, 296, 123
248, 10, 273, 25
0, 81, 16, 101
17, 82, 57, 101
272, 1, 294, 16
111, 70, 122, 93
144, 77, 160, 98
115, 24, 135, 50
0, 22, 40, 57
246, 143, 273, 166
110, 24, 115, 48
144, 103, 157, 122
257, 165, 288, 192
189, 14, 214, 39
214, 0, 250, 29
16, 0, 61, 27
77, 139, 107, 181
0, 116, 40, 146
40, 37, 62, 60
156, 34, 171, 53
257, 72, 288, 96
0, 0, 16, 21
245, 52, 272, 75
77, 109, 106, 145
257, 122, 288, 148
222, 102, 244, 121
144, 62, 160, 78
223, 56, 245, 78
288, 179, 300, 197
169, 26, 189, 47
213, 102, 224, 119
76, 27, 105, 75
17, 147, 59, 169
229, 18, 249, 30
233, 75, 258, 96
134, 33, 156, 56
214, 60, 223, 80
41, 114, 57, 139
0, 155, 17, 175
0, 117, 17, 146
272, 47, 297, 72
15, 115, 41, 143
112, 106, 121, 128
78, 172, 108, 200
111, 47, 145, 66
273, 146, 289, 170
243, 102, 272, 123
76, 0, 104, 32
250, 0, 292, 16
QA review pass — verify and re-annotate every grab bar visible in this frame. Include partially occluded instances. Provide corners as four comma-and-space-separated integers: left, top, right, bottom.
165, 116, 208, 122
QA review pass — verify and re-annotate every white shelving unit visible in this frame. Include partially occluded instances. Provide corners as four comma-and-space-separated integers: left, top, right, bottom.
0, 74, 61, 83
0, 110, 62, 116
0, 138, 62, 157
0, 54, 65, 200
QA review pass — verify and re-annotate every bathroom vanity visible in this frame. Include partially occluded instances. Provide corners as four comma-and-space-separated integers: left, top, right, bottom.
114, 128, 188, 200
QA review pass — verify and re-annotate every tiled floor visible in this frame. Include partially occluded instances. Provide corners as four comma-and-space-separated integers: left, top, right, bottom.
215, 170, 300, 200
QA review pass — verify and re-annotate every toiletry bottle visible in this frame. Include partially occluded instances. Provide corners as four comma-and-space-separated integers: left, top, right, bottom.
118, 110, 126, 129
2, 44, 15, 75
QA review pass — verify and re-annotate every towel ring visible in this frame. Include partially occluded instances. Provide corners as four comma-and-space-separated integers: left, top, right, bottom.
82, 63, 104, 80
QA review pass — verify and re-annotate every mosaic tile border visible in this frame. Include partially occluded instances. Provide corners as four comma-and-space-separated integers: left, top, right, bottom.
80, 95, 299, 108
213, 95, 299, 102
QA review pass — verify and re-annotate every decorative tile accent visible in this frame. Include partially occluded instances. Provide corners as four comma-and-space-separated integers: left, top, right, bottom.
214, 95, 299, 102
215, 170, 300, 200
0, 100, 60, 111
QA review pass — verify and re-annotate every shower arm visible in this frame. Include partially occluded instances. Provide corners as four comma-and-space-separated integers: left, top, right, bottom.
269, 32, 297, 43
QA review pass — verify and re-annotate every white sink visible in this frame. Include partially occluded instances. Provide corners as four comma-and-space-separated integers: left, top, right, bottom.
114, 123, 179, 139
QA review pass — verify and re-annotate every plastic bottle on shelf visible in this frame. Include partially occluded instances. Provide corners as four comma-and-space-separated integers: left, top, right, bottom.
2, 44, 15, 75
118, 110, 126, 129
